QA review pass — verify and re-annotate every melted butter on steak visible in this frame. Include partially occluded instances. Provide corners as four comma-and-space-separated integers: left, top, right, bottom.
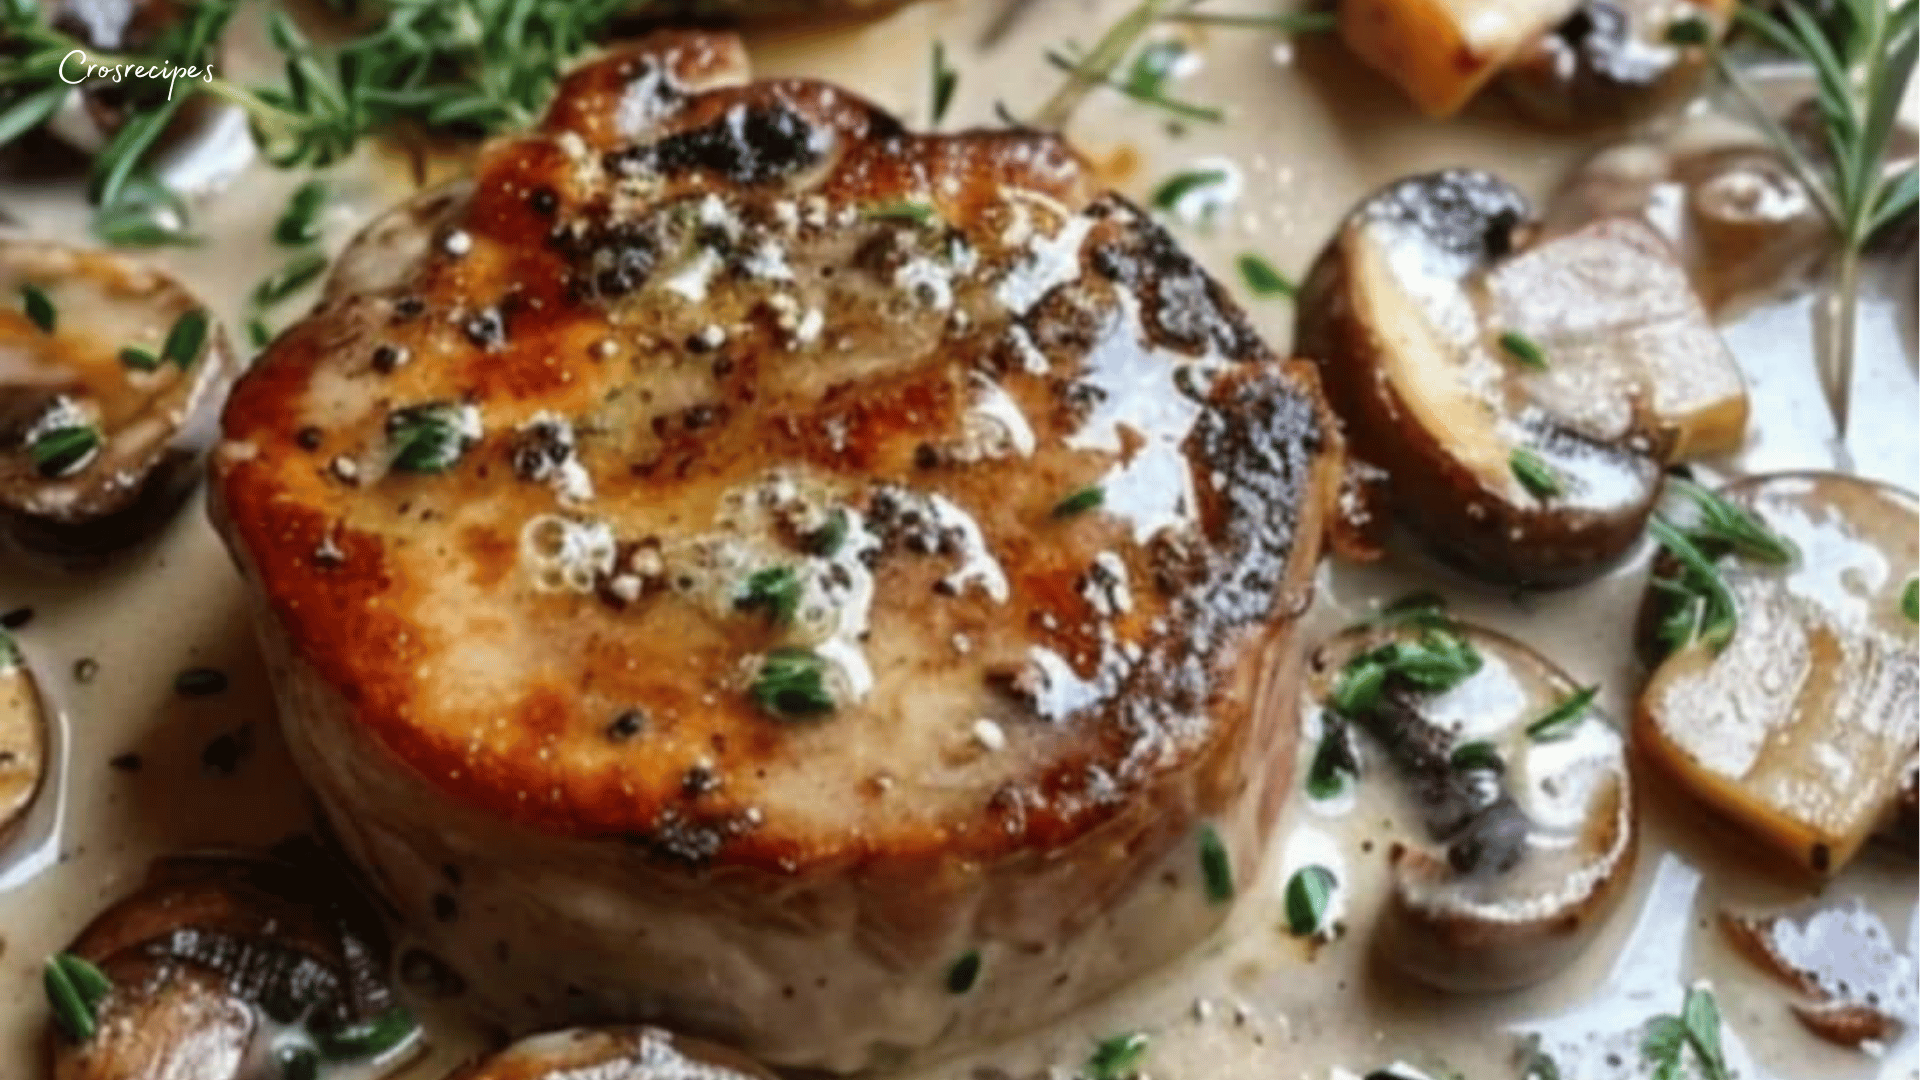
211, 31, 1341, 1068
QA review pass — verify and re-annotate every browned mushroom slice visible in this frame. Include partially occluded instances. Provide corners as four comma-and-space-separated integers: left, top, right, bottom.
0, 629, 47, 850
0, 240, 235, 563
1296, 169, 1743, 586
1720, 900, 1916, 1050
46, 846, 420, 1080
1500, 0, 1731, 124
1338, 0, 1726, 117
1304, 618, 1637, 992
1635, 472, 1919, 877
445, 1027, 775, 1080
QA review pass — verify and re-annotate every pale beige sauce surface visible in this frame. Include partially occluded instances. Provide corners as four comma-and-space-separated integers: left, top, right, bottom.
0, 2, 1914, 1078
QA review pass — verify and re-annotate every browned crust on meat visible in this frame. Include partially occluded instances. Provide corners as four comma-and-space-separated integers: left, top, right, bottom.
212, 32, 1339, 875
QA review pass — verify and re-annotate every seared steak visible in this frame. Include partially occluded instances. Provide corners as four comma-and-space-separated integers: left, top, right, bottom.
211, 31, 1341, 1071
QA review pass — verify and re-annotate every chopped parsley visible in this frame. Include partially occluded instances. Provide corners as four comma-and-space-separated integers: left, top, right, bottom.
1086, 1032, 1151, 1080
28, 424, 100, 478
1525, 685, 1598, 742
313, 1005, 417, 1061
387, 403, 478, 473
19, 282, 54, 333
1305, 714, 1359, 799
1237, 253, 1297, 298
1642, 986, 1731, 1080
804, 509, 849, 557
253, 251, 330, 307
43, 952, 112, 1042
160, 309, 209, 370
1284, 864, 1337, 938
1448, 740, 1505, 773
1509, 448, 1562, 499
929, 40, 958, 126
1052, 485, 1104, 518
1498, 330, 1548, 370
1198, 823, 1234, 903
750, 648, 835, 721
275, 179, 330, 246
737, 565, 803, 626
1149, 168, 1227, 211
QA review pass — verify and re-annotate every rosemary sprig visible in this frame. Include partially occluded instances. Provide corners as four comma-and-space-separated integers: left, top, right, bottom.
1648, 518, 1740, 656
43, 953, 112, 1043
1032, 0, 1189, 129
1673, 0, 1918, 439
1666, 479, 1797, 565
1524, 685, 1598, 742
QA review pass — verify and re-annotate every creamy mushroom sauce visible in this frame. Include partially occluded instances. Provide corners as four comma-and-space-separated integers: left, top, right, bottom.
0, 2, 1913, 1079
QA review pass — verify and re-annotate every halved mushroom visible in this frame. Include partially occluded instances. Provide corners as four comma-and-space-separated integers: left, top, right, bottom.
445, 1027, 775, 1080
34, 0, 226, 155
0, 240, 235, 564
1296, 169, 1745, 586
47, 844, 421, 1080
1720, 899, 1916, 1050
0, 628, 47, 851
1635, 471, 1919, 877
1500, 0, 1731, 124
1338, 0, 1727, 118
1303, 617, 1637, 992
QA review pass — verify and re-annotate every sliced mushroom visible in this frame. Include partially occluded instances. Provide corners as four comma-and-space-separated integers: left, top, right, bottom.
37, 0, 223, 154
1296, 169, 1744, 586
0, 629, 47, 850
1635, 471, 1919, 876
1500, 0, 1731, 125
1720, 900, 1916, 1050
0, 240, 235, 564
1304, 619, 1637, 992
1338, 0, 1727, 118
47, 844, 421, 1080
445, 1027, 775, 1080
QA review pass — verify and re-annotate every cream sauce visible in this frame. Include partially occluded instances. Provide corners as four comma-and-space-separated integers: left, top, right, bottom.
0, 2, 1913, 1079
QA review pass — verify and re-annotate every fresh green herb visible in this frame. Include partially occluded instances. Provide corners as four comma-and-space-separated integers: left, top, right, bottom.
1667, 479, 1797, 565
946, 949, 981, 994
751, 647, 836, 721
930, 41, 958, 127
1052, 485, 1105, 518
174, 667, 228, 697
1305, 715, 1358, 799
29, 425, 100, 478
1162, 10, 1340, 32
1237, 253, 1297, 298
43, 953, 112, 1042
1642, 986, 1731, 1080
1284, 864, 1337, 938
1664, 17, 1712, 46
1328, 626, 1481, 716
1509, 448, 1562, 499
1198, 823, 1234, 903
1367, 590, 1451, 629
1449, 740, 1505, 773
1648, 518, 1740, 656
1525, 685, 1597, 742
160, 309, 209, 370
248, 319, 275, 350
738, 566, 803, 626
1681, 0, 1917, 438
18, 282, 53, 333
1036, 4, 1225, 129
253, 252, 330, 308
1086, 1032, 1151, 1080
90, 175, 201, 249
1150, 168, 1228, 211
804, 509, 849, 557
0, 628, 20, 670
314, 1005, 417, 1061
1499, 330, 1549, 370
2, 0, 637, 215
119, 347, 161, 373
1903, 578, 1918, 623
275, 180, 330, 246
1518, 1035, 1563, 1080
864, 201, 939, 226
387, 403, 478, 473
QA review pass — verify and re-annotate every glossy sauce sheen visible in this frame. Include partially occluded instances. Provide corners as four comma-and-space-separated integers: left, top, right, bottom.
0, 2, 1913, 1079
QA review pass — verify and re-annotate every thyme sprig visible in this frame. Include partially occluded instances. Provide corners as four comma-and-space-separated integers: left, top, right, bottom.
1672, 0, 1918, 439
